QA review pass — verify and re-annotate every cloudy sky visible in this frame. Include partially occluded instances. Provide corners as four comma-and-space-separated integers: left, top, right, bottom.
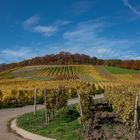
0, 0, 140, 63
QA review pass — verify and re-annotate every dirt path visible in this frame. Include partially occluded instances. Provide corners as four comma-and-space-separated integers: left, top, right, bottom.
0, 105, 44, 140
0, 94, 104, 140
68, 94, 104, 105
94, 65, 116, 81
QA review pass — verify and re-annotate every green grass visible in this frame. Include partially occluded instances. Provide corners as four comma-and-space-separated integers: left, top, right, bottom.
16, 105, 83, 140
105, 66, 140, 74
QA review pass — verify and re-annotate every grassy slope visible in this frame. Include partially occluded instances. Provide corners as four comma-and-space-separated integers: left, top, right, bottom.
105, 66, 140, 74
93, 65, 140, 83
17, 105, 82, 140
94, 65, 116, 81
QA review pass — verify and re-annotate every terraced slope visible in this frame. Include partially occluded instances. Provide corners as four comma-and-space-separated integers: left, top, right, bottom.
1, 65, 139, 83
0, 65, 99, 81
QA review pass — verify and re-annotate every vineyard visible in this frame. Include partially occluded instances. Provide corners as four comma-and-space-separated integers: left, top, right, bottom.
0, 65, 140, 109
0, 65, 99, 81
0, 64, 140, 139
1, 64, 139, 83
14, 81, 140, 140
1, 0, 140, 139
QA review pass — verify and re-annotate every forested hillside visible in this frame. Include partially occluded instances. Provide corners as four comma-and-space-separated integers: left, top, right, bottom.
0, 52, 97, 72
0, 51, 140, 72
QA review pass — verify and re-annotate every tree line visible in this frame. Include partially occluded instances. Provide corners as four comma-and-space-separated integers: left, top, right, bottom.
0, 52, 97, 72
102, 60, 140, 70
0, 51, 139, 72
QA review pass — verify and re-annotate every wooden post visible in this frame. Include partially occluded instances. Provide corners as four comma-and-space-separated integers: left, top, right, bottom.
43, 88, 48, 124
34, 88, 37, 115
77, 90, 85, 130
133, 93, 139, 140
77, 92, 83, 118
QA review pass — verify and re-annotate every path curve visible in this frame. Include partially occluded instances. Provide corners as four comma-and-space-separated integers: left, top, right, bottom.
0, 105, 43, 140
0, 94, 104, 140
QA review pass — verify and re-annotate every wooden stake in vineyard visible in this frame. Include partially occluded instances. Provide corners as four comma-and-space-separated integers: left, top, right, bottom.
34, 88, 37, 115
43, 88, 48, 124
133, 92, 139, 140
77, 90, 85, 130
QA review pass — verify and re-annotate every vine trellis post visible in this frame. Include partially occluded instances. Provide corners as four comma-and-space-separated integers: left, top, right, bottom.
77, 90, 85, 130
133, 92, 140, 140
34, 88, 37, 115
43, 88, 48, 124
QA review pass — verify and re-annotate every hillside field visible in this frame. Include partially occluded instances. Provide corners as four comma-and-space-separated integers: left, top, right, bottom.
0, 64, 140, 97
0, 64, 140, 139
105, 65, 140, 74
94, 65, 140, 83
0, 65, 140, 86
0, 65, 102, 81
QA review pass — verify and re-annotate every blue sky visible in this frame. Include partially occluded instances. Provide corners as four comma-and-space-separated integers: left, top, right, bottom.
0, 0, 140, 63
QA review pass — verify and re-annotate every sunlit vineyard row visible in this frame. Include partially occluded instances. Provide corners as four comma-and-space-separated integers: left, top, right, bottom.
1, 65, 140, 84
0, 78, 112, 107
6, 65, 79, 80
0, 64, 140, 113
33, 65, 79, 80
105, 85, 140, 125
0, 79, 81, 107
0, 77, 132, 108
0, 65, 102, 81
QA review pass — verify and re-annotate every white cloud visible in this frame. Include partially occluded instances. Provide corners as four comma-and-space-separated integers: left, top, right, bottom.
23, 15, 40, 28
1, 19, 139, 64
33, 25, 58, 36
32, 20, 71, 36
23, 15, 70, 37
2, 49, 28, 57
3, 48, 31, 57
62, 20, 140, 59
122, 0, 140, 16
1, 47, 36, 63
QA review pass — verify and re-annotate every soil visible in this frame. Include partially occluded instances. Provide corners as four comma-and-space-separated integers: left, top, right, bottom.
87, 103, 140, 140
